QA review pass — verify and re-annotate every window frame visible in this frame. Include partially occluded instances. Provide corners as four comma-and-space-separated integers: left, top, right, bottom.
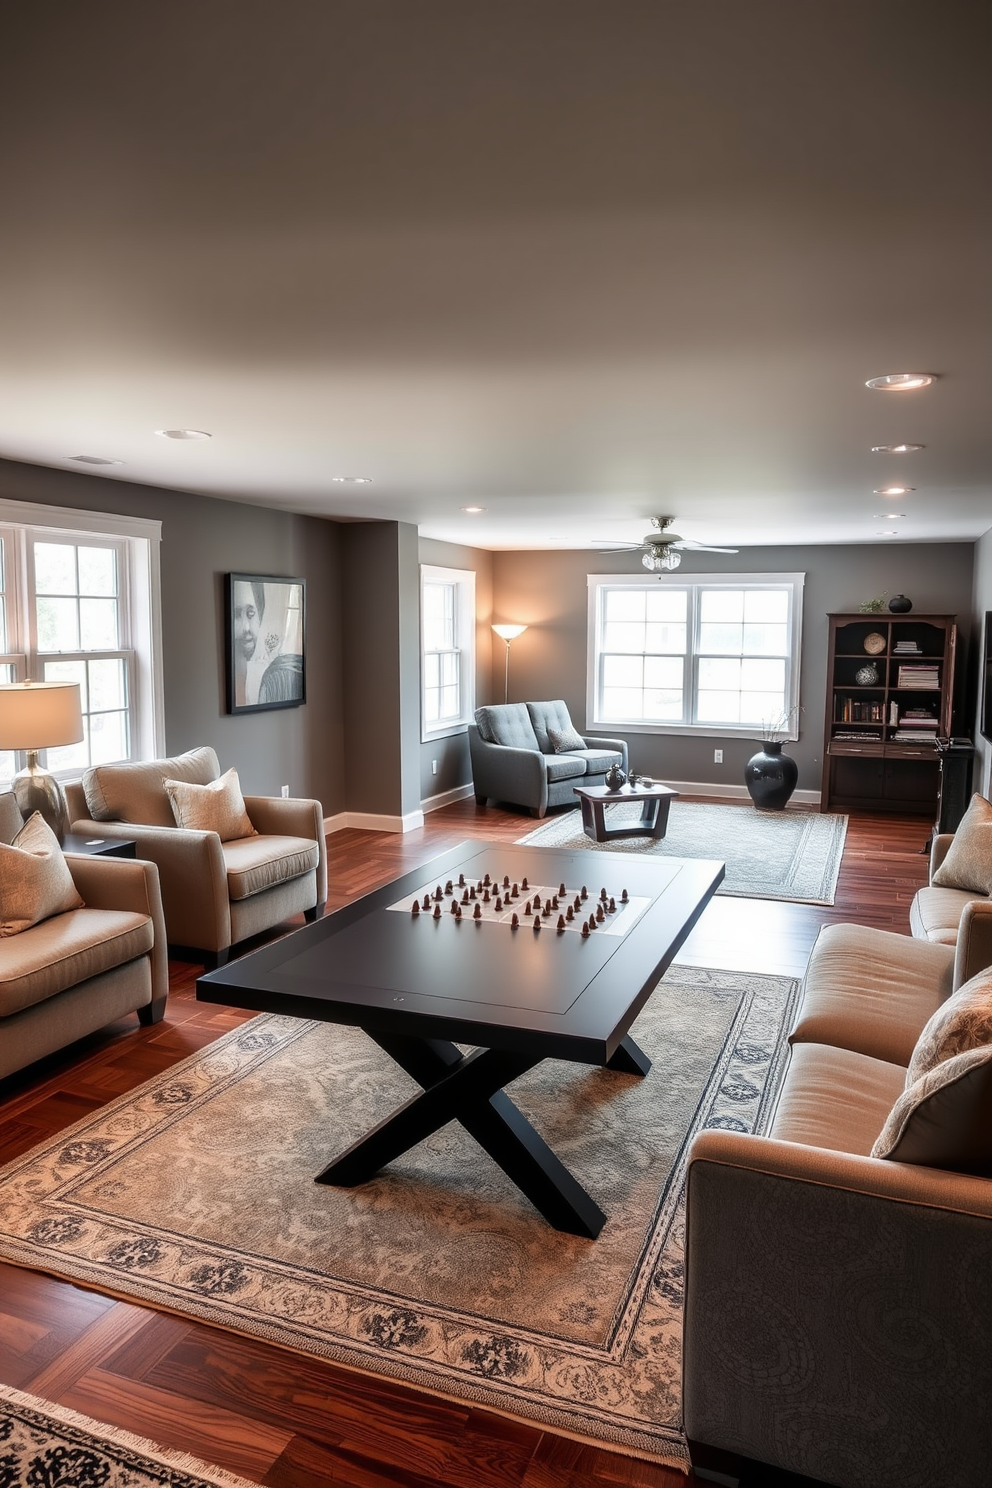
0, 498, 164, 781
586, 571, 805, 740
420, 564, 476, 742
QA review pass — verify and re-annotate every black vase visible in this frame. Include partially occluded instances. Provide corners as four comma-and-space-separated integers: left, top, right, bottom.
888, 594, 913, 613
744, 741, 799, 810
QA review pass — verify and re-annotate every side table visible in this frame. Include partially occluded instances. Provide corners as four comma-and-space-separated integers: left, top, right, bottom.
573, 782, 679, 843
61, 832, 137, 859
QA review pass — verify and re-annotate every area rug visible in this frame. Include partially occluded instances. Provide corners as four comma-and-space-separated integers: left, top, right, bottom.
0, 1382, 255, 1488
518, 801, 848, 904
0, 966, 800, 1470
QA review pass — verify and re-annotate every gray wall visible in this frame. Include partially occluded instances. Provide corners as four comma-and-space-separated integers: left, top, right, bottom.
0, 458, 345, 811
418, 536, 495, 800
492, 542, 976, 792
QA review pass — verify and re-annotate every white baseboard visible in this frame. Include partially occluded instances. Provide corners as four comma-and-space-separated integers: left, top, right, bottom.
324, 808, 426, 835
658, 779, 822, 806
421, 782, 475, 813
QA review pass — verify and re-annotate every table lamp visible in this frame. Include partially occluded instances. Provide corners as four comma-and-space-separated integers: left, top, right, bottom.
492, 624, 528, 704
0, 681, 84, 841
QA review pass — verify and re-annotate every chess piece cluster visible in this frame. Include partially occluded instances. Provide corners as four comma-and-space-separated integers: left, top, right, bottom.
411, 870, 630, 936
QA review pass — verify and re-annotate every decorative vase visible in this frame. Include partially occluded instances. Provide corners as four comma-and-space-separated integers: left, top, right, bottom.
855, 663, 880, 685
888, 594, 913, 613
744, 741, 799, 811
604, 763, 627, 791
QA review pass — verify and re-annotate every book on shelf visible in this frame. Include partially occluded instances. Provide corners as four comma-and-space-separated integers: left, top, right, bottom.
896, 664, 940, 688
893, 641, 922, 654
892, 731, 938, 744
834, 730, 882, 741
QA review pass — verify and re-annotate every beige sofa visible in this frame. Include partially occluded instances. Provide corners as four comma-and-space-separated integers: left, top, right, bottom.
66, 747, 327, 966
0, 793, 168, 1081
911, 830, 992, 953
682, 913, 992, 1488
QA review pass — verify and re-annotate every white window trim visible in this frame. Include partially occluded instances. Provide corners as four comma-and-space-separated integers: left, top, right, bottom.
0, 497, 165, 766
420, 564, 476, 742
586, 571, 805, 740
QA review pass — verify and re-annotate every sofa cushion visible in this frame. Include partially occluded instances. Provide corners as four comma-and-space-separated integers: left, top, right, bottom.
931, 793, 992, 895
907, 967, 992, 1084
0, 791, 23, 845
547, 723, 587, 753
474, 704, 540, 752
526, 700, 578, 754
789, 923, 955, 1067
0, 813, 84, 938
164, 767, 257, 841
569, 747, 623, 774
0, 906, 154, 1016
83, 747, 220, 826
771, 1042, 907, 1156
871, 1043, 992, 1173
910, 884, 978, 944
543, 753, 587, 783
223, 834, 321, 901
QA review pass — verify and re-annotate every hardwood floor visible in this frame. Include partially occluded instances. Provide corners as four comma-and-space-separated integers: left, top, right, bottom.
0, 798, 933, 1486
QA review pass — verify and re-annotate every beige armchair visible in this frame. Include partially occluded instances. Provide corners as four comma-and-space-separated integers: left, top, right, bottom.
0, 792, 168, 1081
66, 747, 327, 967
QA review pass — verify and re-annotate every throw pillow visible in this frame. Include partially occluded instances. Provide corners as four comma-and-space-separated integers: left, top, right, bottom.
547, 724, 586, 754
871, 1043, 992, 1173
0, 812, 84, 937
164, 768, 257, 841
931, 793, 992, 895
907, 968, 992, 1084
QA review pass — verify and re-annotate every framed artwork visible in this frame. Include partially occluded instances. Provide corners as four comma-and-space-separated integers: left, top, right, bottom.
225, 573, 306, 714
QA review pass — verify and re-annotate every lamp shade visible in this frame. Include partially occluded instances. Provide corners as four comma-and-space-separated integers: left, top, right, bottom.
492, 624, 528, 642
0, 682, 84, 750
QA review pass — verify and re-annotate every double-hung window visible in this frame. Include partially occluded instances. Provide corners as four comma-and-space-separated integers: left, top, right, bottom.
0, 500, 164, 783
587, 572, 804, 738
421, 565, 476, 739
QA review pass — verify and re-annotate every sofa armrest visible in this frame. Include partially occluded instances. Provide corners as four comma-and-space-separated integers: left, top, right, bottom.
683, 1130, 992, 1483
243, 795, 327, 907
469, 728, 550, 813
930, 832, 955, 881
67, 820, 231, 952
582, 735, 629, 771
65, 854, 169, 1001
953, 897, 992, 987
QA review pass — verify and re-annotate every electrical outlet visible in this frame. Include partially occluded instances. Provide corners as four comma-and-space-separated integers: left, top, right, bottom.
713, 749, 723, 764
432, 759, 438, 775
280, 784, 290, 797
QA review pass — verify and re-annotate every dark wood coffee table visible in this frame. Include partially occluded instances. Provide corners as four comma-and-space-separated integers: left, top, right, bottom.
573, 781, 679, 842
197, 842, 723, 1237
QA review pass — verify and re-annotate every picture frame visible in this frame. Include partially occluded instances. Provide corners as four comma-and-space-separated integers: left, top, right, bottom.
225, 573, 306, 714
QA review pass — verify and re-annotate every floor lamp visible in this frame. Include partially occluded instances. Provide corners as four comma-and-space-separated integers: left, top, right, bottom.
492, 624, 528, 704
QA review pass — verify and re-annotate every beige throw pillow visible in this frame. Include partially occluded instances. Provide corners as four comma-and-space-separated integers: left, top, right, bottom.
0, 812, 84, 937
931, 793, 992, 895
907, 968, 992, 1085
164, 768, 256, 841
871, 1044, 992, 1173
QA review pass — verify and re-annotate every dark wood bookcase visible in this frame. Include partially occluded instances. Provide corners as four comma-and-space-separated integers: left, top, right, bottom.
821, 613, 956, 814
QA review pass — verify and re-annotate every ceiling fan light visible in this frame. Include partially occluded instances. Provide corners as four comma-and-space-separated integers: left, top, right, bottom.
643, 546, 680, 571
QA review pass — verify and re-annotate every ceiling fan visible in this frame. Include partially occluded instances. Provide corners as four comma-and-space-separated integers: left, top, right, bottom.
592, 516, 739, 571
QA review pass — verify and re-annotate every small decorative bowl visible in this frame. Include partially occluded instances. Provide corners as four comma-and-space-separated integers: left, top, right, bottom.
863, 633, 886, 655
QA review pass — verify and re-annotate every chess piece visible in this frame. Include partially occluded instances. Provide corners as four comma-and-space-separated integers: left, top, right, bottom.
434, 887, 443, 902
473, 903, 482, 920
581, 885, 588, 900
609, 897, 616, 912
445, 880, 453, 895
566, 905, 574, 921
458, 874, 465, 887
411, 900, 420, 914
433, 904, 441, 919
511, 912, 519, 928
596, 904, 605, 922
495, 895, 502, 911
559, 882, 566, 897
533, 916, 541, 932
621, 888, 629, 902
521, 877, 529, 891
423, 895, 431, 911
557, 915, 566, 931
581, 921, 590, 938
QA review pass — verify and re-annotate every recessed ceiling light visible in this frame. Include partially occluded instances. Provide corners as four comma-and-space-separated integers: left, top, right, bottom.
874, 513, 906, 519
874, 487, 914, 496
871, 444, 924, 454
331, 475, 373, 484
876, 530, 899, 536
69, 455, 123, 466
865, 374, 935, 391
461, 506, 486, 513
156, 428, 212, 440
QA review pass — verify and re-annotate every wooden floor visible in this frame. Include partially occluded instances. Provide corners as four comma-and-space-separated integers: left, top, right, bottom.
0, 797, 933, 1487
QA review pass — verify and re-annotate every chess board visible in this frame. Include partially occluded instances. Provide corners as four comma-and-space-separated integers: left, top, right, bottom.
386, 866, 651, 938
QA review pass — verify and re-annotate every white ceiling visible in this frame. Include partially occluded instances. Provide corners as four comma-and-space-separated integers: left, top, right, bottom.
2, 3, 991, 553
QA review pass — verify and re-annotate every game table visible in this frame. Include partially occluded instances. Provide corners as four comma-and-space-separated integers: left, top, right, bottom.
197, 841, 724, 1237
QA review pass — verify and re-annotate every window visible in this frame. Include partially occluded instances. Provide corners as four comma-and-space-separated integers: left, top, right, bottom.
587, 572, 804, 738
421, 565, 476, 739
0, 500, 164, 783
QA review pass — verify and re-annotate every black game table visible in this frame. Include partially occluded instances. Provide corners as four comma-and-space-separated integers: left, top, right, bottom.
197, 842, 724, 1237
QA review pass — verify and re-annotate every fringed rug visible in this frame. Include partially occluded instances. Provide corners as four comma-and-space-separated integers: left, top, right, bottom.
518, 801, 848, 904
0, 966, 800, 1470
0, 1382, 255, 1488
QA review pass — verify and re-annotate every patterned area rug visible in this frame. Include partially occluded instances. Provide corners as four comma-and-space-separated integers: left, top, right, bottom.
0, 966, 800, 1470
0, 1382, 254, 1487
518, 801, 848, 904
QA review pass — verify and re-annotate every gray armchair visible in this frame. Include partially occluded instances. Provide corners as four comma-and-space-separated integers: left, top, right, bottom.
469, 700, 628, 817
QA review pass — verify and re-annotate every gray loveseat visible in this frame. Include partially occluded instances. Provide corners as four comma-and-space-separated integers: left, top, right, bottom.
469, 700, 628, 817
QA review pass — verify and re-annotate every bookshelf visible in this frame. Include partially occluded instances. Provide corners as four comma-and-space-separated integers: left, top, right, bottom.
821, 613, 956, 814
